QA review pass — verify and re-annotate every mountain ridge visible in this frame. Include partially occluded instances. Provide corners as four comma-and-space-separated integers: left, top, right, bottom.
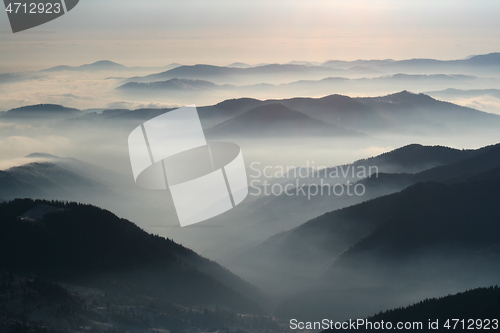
0, 199, 266, 313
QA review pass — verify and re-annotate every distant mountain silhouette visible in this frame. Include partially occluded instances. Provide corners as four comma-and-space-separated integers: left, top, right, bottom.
42, 60, 126, 72
426, 88, 500, 103
228, 62, 253, 68
322, 53, 500, 75
0, 153, 184, 231
41, 60, 181, 73
0, 72, 44, 84
463, 52, 500, 66
2, 104, 81, 119
322, 59, 395, 69
125, 63, 339, 84
205, 103, 364, 138
117, 72, 497, 103
118, 78, 236, 92
0, 162, 109, 201
359, 142, 500, 190
381, 53, 500, 75
25, 152, 61, 159
197, 97, 264, 128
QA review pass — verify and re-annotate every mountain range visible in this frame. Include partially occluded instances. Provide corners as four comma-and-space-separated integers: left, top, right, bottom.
117, 73, 500, 100
205, 103, 364, 139
229, 142, 500, 321
0, 199, 272, 332
124, 64, 341, 85
40, 60, 181, 73
121, 53, 500, 86
0, 153, 182, 230
323, 53, 500, 75
7, 91, 500, 138
2, 141, 500, 328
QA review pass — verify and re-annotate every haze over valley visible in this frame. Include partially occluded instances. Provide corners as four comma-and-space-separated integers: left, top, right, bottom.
2, 30, 500, 333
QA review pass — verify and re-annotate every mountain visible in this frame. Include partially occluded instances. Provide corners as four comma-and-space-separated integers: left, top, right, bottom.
217, 144, 480, 246
257, 91, 500, 135
268, 162, 500, 321
19, 91, 498, 136
1, 104, 82, 119
226, 142, 500, 307
0, 72, 44, 84
359, 141, 500, 189
0, 151, 138, 203
425, 88, 500, 114
0, 272, 278, 333
243, 142, 500, 264
0, 162, 109, 201
322, 59, 395, 69
205, 103, 364, 138
322, 286, 500, 332
112, 90, 500, 136
345, 143, 479, 174
117, 72, 500, 103
42, 60, 126, 72
77, 60, 126, 71
0, 199, 272, 332
426, 88, 500, 99
22, 152, 131, 188
209, 143, 478, 256
352, 91, 500, 133
370, 91, 498, 132
0, 153, 185, 231
197, 97, 264, 128
320, 53, 500, 75
0, 199, 265, 310
228, 62, 253, 68
124, 63, 339, 84
117, 78, 236, 92
40, 61, 181, 73
378, 53, 500, 75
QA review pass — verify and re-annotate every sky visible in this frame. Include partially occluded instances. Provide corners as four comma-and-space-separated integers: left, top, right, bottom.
0, 0, 499, 71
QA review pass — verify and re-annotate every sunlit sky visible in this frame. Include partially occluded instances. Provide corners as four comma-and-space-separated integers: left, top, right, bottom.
1, 0, 499, 71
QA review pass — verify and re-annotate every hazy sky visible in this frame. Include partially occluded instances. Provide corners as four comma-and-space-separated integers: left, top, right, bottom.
0, 0, 499, 71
